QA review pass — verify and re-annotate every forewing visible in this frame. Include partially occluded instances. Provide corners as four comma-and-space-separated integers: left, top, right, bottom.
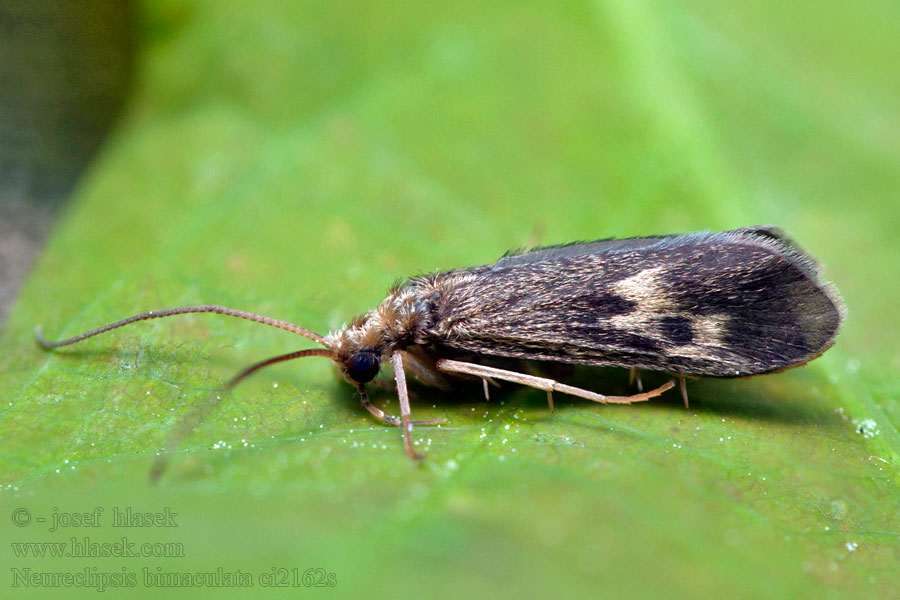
425, 230, 844, 376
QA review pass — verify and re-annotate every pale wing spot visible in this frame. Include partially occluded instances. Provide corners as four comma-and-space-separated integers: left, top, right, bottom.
607, 311, 652, 334
611, 266, 671, 308
607, 267, 733, 361
668, 315, 731, 360
692, 314, 728, 347
607, 267, 676, 334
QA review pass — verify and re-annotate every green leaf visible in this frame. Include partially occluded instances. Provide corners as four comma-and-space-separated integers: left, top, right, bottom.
2, 1, 898, 598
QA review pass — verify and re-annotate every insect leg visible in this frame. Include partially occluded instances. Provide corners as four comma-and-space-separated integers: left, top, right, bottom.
435, 359, 674, 405
359, 385, 398, 425
392, 351, 423, 460
679, 377, 689, 409
629, 368, 644, 392
357, 385, 445, 426
479, 377, 500, 400
399, 348, 453, 391
398, 346, 499, 401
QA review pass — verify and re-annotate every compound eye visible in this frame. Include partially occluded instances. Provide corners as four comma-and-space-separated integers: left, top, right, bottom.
347, 352, 381, 383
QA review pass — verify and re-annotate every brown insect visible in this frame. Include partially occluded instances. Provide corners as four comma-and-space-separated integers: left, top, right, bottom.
37, 227, 844, 463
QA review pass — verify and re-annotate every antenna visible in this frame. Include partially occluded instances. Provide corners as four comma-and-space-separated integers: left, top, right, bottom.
226, 348, 338, 389
35, 305, 327, 348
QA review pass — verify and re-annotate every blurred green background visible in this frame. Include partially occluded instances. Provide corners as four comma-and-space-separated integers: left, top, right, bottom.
1, 1, 898, 598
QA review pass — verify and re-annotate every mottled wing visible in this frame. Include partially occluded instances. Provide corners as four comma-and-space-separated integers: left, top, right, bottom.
420, 228, 845, 376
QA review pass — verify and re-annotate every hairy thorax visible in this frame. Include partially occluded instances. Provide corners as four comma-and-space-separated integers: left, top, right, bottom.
322, 274, 464, 362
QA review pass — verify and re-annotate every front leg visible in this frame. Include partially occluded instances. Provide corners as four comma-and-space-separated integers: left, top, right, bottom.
392, 351, 422, 460
358, 384, 445, 427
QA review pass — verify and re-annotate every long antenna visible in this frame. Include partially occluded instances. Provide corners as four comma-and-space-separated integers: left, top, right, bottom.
226, 348, 337, 389
35, 305, 327, 348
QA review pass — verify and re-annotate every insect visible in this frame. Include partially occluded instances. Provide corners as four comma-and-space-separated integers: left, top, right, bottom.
37, 226, 845, 463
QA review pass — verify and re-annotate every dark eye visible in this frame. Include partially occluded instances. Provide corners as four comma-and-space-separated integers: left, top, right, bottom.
347, 352, 381, 383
